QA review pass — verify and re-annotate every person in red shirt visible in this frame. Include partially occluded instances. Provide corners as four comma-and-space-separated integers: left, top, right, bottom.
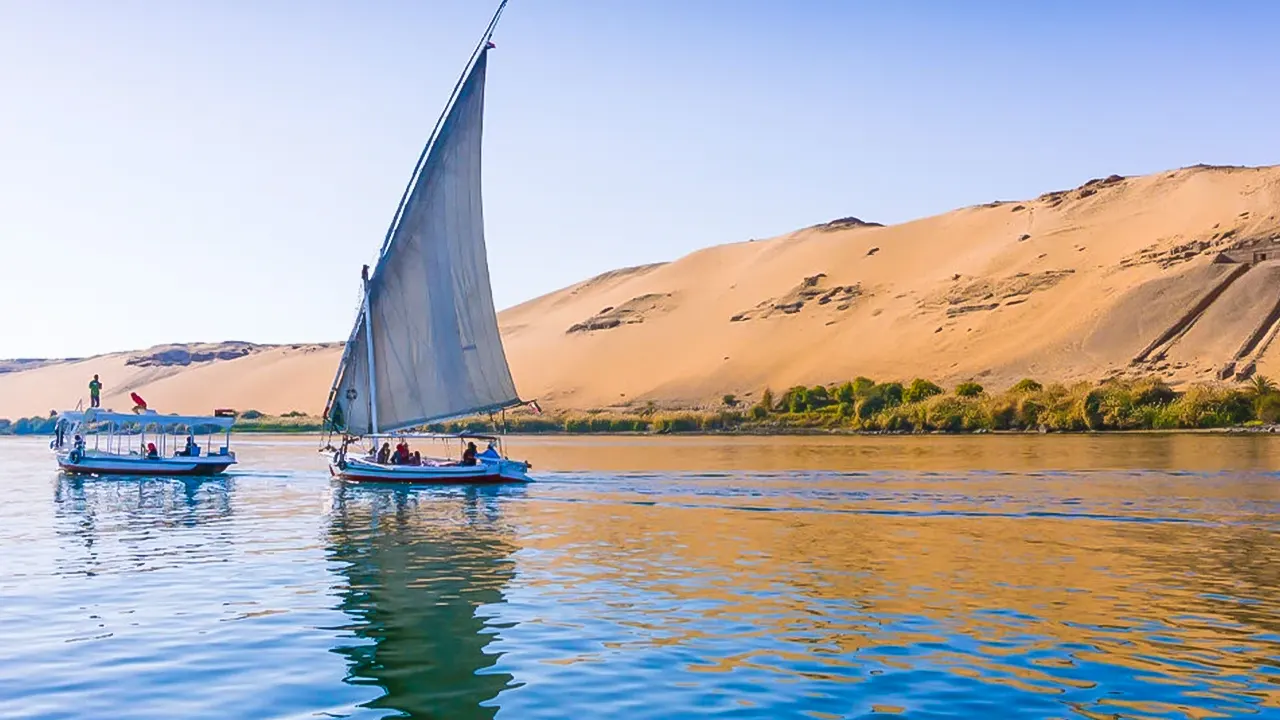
393, 441, 411, 465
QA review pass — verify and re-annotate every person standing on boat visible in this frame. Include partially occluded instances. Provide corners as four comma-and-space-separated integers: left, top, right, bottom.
88, 375, 102, 408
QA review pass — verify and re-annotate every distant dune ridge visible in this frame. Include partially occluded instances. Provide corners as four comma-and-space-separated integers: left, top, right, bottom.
5, 164, 1280, 419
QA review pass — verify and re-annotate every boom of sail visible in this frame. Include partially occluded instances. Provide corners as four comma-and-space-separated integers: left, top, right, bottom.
327, 45, 520, 436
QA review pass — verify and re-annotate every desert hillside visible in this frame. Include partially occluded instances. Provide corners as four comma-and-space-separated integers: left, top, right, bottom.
4, 164, 1280, 418
0, 343, 343, 419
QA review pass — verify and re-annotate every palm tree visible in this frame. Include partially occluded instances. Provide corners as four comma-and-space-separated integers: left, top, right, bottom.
1247, 375, 1277, 398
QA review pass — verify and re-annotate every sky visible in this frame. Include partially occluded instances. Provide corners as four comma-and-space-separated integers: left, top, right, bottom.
1, 0, 1278, 359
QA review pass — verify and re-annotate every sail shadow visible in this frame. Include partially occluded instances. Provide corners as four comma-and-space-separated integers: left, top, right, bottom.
326, 482, 520, 719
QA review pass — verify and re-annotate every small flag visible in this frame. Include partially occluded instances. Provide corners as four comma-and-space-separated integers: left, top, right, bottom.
485, 41, 496, 50
528, 400, 542, 415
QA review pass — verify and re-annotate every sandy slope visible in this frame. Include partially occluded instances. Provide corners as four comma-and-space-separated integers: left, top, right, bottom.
0, 344, 342, 418
503, 165, 1280, 409
4, 165, 1280, 419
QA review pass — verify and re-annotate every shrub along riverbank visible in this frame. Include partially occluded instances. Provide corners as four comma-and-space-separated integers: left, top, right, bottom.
428, 375, 1280, 435
4, 376, 1280, 436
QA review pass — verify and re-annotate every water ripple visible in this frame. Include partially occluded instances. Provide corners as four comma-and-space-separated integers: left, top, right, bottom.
0, 436, 1275, 718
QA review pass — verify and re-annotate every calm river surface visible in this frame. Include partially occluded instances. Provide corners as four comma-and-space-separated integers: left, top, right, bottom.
0, 434, 1276, 719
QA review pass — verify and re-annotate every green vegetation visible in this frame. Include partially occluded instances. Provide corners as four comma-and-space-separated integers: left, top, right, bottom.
1010, 378, 1043, 394
0, 415, 58, 435
232, 413, 324, 432
6, 375, 1279, 437
904, 378, 944, 403
419, 374, 1280, 435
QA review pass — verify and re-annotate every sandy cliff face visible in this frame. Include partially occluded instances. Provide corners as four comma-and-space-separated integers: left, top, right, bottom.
502, 165, 1280, 410
4, 165, 1280, 418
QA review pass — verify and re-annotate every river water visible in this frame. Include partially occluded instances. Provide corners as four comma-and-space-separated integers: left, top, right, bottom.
0, 434, 1276, 719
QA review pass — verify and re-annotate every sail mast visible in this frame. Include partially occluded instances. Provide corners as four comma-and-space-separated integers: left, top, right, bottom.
362, 270, 379, 433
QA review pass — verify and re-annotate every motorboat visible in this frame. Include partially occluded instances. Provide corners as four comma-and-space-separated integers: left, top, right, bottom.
53, 408, 237, 476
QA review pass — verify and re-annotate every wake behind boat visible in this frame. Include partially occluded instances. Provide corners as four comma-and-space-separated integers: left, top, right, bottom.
53, 409, 237, 477
321, 1, 535, 484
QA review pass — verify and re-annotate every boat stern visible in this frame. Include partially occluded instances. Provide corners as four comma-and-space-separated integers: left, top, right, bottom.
489, 458, 533, 483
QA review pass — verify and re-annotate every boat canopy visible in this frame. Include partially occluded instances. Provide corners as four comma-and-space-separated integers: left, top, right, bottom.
364, 431, 503, 442
60, 409, 235, 431
326, 14, 521, 437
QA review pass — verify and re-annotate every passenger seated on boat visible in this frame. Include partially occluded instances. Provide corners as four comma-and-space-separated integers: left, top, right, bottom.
73, 435, 85, 452
461, 441, 478, 466
479, 442, 500, 460
145, 442, 159, 459
393, 441, 411, 465
410, 451, 422, 466
177, 435, 198, 457
376, 442, 391, 464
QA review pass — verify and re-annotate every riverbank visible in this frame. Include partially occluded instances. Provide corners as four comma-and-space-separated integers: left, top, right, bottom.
7, 375, 1280, 437
405, 376, 1280, 435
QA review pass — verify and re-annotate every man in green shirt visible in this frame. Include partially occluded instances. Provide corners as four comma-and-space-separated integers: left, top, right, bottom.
89, 375, 102, 408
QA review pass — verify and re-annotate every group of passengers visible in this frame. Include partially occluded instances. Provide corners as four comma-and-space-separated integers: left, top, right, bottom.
374, 440, 424, 466
369, 439, 481, 467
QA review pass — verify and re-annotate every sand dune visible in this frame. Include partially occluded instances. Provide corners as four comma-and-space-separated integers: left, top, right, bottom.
4, 164, 1280, 419
0, 343, 342, 418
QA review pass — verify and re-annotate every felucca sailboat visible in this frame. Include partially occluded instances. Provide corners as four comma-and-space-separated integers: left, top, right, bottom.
322, 1, 533, 484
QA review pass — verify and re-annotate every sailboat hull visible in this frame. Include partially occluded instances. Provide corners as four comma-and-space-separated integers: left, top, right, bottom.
333, 456, 531, 484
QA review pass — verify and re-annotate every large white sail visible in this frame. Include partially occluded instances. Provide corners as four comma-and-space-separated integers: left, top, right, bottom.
329, 46, 520, 435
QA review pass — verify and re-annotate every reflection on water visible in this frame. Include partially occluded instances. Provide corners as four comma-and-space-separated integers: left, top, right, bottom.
478, 469, 1280, 719
506, 432, 1280, 472
55, 475, 234, 528
0, 435, 1275, 719
327, 484, 519, 719
52, 475, 235, 577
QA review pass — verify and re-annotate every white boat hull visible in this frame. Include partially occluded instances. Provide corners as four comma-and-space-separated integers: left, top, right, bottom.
333, 456, 531, 484
56, 451, 236, 477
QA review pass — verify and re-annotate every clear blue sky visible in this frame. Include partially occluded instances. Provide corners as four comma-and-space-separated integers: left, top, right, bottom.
1, 0, 1277, 358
